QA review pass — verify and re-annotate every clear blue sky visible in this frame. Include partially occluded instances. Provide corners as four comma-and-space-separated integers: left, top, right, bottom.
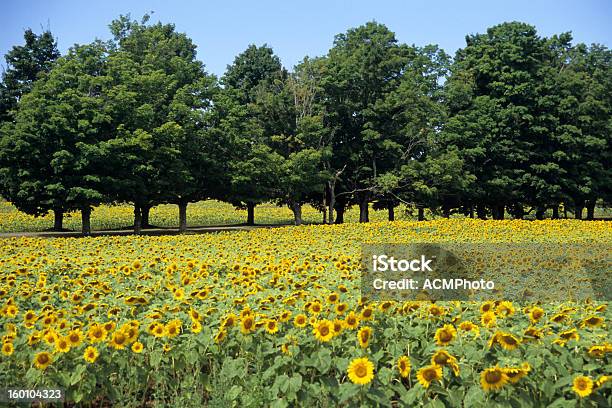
2, 0, 611, 76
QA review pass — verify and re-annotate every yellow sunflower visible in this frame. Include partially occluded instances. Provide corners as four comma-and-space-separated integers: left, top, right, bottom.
1, 341, 14, 356
480, 367, 508, 392
581, 315, 604, 328
265, 319, 279, 335
528, 306, 545, 323
344, 311, 360, 330
165, 320, 182, 338
335, 302, 348, 315
109, 331, 128, 350
499, 333, 521, 351
55, 336, 71, 353
559, 328, 580, 342
397, 356, 411, 378
523, 326, 543, 341
357, 326, 372, 348
293, 314, 307, 328
434, 324, 457, 346
347, 357, 375, 385
131, 341, 144, 353
572, 375, 593, 398
481, 311, 497, 328
480, 301, 494, 314
428, 304, 445, 318
149, 322, 166, 338
595, 375, 610, 389
33, 351, 53, 370
214, 329, 227, 344
67, 329, 83, 347
503, 363, 530, 384
332, 319, 344, 335
83, 346, 99, 363
309, 301, 322, 315
313, 319, 334, 342
191, 320, 202, 334
240, 315, 255, 334
458, 321, 480, 337
222, 314, 237, 327
88, 324, 107, 343
431, 349, 460, 376
360, 306, 374, 321
587, 345, 607, 358
416, 364, 442, 388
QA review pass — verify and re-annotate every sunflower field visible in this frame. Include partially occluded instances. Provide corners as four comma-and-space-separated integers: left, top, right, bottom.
0, 219, 611, 407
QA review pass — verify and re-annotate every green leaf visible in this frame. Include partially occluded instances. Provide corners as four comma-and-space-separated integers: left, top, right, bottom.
338, 382, 361, 403
227, 385, 242, 402
270, 399, 288, 408
464, 386, 485, 406
288, 374, 302, 394
400, 386, 424, 405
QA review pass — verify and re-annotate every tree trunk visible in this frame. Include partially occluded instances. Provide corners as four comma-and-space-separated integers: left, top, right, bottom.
246, 202, 255, 226
358, 192, 370, 223
574, 204, 583, 220
535, 208, 545, 220
418, 207, 425, 221
387, 203, 395, 221
442, 205, 450, 218
134, 204, 142, 235
511, 204, 525, 220
335, 205, 345, 224
81, 207, 91, 236
178, 201, 188, 232
492, 204, 505, 220
469, 206, 474, 219
290, 201, 303, 226
322, 187, 327, 224
586, 201, 595, 220
327, 182, 335, 225
552, 206, 559, 219
141, 204, 151, 228
476, 205, 487, 220
53, 208, 64, 231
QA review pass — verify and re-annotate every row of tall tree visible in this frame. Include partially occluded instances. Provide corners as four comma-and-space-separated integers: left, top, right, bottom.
0, 16, 609, 234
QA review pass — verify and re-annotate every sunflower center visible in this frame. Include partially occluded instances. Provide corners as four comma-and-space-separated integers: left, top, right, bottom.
503, 336, 517, 345
439, 330, 452, 342
485, 371, 502, 383
319, 326, 329, 336
423, 368, 437, 381
434, 354, 448, 364
355, 365, 367, 377
38, 354, 49, 364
